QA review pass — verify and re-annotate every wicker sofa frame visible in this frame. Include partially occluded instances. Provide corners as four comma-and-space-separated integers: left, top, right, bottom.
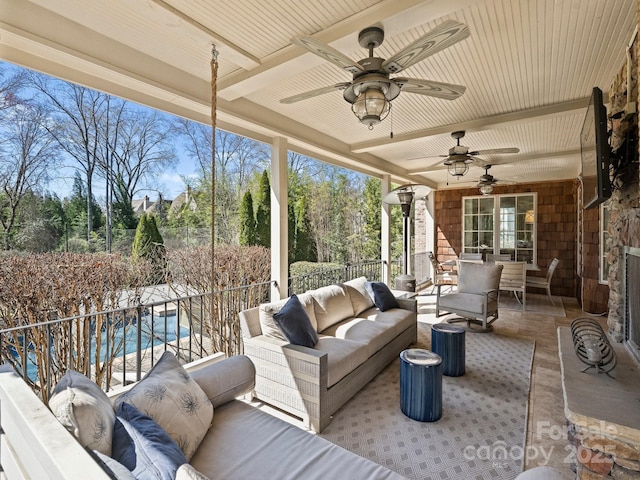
239, 296, 417, 432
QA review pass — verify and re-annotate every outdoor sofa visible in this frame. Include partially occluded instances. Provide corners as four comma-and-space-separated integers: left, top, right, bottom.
240, 276, 418, 432
0, 352, 407, 480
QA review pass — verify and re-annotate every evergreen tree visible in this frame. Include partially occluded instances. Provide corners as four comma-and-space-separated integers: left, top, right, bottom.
287, 201, 296, 263
293, 195, 316, 262
361, 177, 382, 260
239, 191, 256, 246
132, 213, 166, 283
112, 176, 138, 231
255, 170, 271, 247
64, 172, 104, 235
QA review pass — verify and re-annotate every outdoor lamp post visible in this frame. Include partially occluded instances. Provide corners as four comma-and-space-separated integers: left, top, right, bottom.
383, 184, 430, 292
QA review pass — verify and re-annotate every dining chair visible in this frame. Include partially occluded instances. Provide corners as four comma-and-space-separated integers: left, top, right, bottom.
495, 261, 526, 311
427, 251, 457, 293
526, 258, 560, 305
460, 252, 483, 260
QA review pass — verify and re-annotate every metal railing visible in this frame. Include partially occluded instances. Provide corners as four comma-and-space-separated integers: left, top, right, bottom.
0, 280, 273, 401
288, 260, 384, 295
0, 256, 430, 399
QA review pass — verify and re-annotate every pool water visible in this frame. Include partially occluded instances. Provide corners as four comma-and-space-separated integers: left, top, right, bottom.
17, 313, 190, 382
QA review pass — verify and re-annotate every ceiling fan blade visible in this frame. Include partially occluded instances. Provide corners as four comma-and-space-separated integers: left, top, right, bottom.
469, 156, 490, 167
408, 164, 449, 175
280, 82, 351, 104
382, 20, 470, 74
292, 36, 364, 74
394, 78, 466, 100
469, 147, 520, 155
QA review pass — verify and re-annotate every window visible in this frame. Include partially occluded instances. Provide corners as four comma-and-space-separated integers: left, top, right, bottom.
600, 202, 610, 284
462, 193, 537, 264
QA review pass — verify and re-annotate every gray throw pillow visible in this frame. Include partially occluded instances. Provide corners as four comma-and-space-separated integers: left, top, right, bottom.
49, 370, 115, 456
114, 352, 213, 461
273, 294, 318, 347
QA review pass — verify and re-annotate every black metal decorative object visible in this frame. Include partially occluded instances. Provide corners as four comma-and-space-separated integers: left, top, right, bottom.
570, 317, 617, 377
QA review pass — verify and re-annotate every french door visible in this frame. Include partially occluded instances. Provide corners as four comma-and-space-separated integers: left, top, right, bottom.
462, 193, 536, 264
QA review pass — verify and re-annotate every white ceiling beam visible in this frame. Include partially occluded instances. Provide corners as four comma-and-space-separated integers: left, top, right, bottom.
148, 0, 260, 69
217, 0, 479, 101
350, 98, 593, 154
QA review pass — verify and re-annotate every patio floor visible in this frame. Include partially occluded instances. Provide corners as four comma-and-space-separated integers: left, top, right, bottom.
416, 290, 587, 474
248, 290, 594, 477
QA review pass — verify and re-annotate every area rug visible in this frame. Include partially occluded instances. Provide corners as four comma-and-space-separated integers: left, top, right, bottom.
319, 322, 535, 480
499, 292, 565, 317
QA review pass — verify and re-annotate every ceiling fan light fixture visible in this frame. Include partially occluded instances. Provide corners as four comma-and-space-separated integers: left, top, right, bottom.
447, 160, 469, 177
479, 184, 494, 195
351, 87, 390, 129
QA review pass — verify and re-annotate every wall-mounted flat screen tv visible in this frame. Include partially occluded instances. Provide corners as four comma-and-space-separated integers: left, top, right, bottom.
581, 87, 611, 209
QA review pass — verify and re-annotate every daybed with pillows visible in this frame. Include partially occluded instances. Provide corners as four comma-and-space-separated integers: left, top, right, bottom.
239, 277, 418, 432
0, 352, 407, 480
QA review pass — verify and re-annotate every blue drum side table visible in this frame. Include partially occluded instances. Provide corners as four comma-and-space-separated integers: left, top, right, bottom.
399, 349, 442, 422
431, 323, 466, 377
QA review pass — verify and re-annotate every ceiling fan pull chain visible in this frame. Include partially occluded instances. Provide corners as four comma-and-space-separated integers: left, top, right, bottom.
390, 106, 394, 139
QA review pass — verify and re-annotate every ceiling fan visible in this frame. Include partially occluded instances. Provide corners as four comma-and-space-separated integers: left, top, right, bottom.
280, 20, 470, 128
412, 130, 520, 177
476, 165, 506, 195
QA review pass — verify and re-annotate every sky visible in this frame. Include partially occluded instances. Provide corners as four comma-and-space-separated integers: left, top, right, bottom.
2, 61, 199, 203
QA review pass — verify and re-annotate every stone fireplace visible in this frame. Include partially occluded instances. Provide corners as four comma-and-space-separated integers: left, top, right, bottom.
554, 24, 640, 480
623, 246, 640, 364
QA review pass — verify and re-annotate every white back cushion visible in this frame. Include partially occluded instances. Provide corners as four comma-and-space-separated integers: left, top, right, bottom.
310, 284, 355, 332
343, 276, 374, 315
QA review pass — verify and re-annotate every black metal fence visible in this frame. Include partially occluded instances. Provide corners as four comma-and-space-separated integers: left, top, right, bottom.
287, 260, 384, 295
0, 281, 272, 401
0, 256, 432, 399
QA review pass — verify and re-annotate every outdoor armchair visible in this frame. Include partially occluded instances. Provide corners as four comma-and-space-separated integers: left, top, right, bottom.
436, 261, 503, 332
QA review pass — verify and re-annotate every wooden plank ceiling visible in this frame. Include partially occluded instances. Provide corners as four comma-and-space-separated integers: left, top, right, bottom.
0, 0, 636, 190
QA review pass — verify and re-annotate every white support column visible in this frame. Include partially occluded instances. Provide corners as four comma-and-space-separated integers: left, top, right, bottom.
270, 137, 288, 300
424, 193, 436, 279
381, 175, 391, 284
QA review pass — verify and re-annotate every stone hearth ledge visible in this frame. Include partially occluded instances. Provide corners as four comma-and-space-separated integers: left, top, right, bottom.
558, 326, 640, 445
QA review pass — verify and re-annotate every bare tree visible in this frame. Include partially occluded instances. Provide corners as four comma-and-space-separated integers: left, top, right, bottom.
99, 100, 177, 201
95, 97, 178, 249
179, 120, 268, 243
29, 73, 107, 240
0, 64, 26, 113
0, 103, 60, 249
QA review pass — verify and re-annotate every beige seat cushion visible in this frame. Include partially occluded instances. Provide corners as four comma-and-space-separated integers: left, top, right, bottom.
342, 276, 374, 316
313, 336, 369, 387
310, 284, 355, 332
321, 318, 397, 358
190, 400, 406, 480
357, 307, 415, 336
438, 292, 497, 315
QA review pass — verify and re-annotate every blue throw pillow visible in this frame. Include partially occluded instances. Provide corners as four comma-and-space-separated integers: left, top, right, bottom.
273, 294, 318, 347
111, 402, 187, 480
365, 281, 399, 312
